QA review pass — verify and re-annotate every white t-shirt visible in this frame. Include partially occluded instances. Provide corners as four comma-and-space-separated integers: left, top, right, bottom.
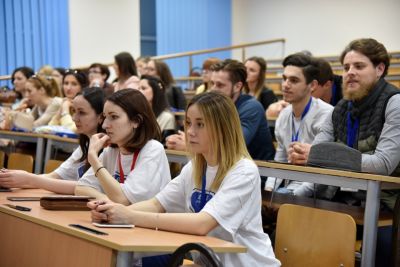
54, 147, 86, 180
157, 110, 175, 132
156, 158, 280, 267
266, 98, 333, 196
77, 140, 171, 203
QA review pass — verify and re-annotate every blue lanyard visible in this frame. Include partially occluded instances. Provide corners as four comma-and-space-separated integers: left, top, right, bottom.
200, 172, 207, 210
291, 97, 312, 142
331, 82, 337, 106
346, 102, 359, 148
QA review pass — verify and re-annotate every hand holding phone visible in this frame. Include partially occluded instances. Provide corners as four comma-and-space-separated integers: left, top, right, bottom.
92, 222, 134, 228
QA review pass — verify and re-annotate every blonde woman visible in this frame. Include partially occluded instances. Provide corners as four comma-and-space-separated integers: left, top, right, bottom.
88, 92, 280, 267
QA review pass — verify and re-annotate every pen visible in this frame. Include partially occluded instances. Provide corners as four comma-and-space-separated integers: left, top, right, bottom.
4, 204, 31, 211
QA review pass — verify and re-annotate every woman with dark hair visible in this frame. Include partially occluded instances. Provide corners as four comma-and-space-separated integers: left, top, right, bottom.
146, 59, 186, 111
138, 75, 175, 141
244, 57, 277, 110
75, 89, 171, 205
0, 87, 105, 194
11, 67, 34, 97
113, 52, 139, 91
49, 69, 88, 132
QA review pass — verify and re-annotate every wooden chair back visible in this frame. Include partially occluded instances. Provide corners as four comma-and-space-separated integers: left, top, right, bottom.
7, 153, 34, 173
44, 159, 63, 173
0, 151, 5, 168
275, 204, 356, 267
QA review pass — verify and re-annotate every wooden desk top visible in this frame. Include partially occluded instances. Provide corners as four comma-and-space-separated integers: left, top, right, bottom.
0, 189, 246, 253
0, 130, 43, 138
255, 160, 400, 184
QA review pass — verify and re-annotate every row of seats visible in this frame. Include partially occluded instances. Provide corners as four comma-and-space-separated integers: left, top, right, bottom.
0, 151, 62, 173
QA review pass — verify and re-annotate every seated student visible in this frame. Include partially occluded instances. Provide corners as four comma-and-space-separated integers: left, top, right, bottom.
88, 63, 115, 97
1, 75, 62, 130
146, 59, 186, 111
88, 92, 280, 267
9, 66, 34, 109
195, 57, 221, 94
75, 89, 171, 205
37, 65, 63, 97
49, 69, 88, 132
266, 56, 342, 118
265, 53, 333, 196
138, 75, 176, 143
244, 56, 278, 110
136, 56, 151, 77
0, 87, 105, 194
113, 52, 140, 91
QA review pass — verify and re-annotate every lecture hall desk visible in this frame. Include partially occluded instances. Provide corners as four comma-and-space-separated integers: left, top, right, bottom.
0, 189, 246, 267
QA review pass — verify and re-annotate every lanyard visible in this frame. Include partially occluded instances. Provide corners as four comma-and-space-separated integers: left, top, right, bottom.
117, 150, 139, 183
291, 97, 312, 142
346, 102, 359, 148
200, 172, 207, 211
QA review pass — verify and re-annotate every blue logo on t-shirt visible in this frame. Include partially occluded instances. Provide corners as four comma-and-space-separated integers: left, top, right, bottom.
77, 163, 86, 178
190, 188, 214, 213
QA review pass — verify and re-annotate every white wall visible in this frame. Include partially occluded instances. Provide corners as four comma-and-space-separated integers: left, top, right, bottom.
232, 0, 400, 60
68, 0, 140, 68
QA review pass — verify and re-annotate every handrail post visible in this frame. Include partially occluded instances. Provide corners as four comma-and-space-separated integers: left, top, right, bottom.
242, 48, 246, 62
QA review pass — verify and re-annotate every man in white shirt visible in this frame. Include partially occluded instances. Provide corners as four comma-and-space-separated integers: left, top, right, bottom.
265, 53, 333, 196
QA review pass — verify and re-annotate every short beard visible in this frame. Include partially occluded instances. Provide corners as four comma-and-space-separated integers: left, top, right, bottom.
342, 81, 376, 102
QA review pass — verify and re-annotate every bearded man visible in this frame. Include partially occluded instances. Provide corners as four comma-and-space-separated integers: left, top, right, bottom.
288, 38, 400, 209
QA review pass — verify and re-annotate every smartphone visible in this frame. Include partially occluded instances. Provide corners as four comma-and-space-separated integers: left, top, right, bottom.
7, 197, 41, 201
92, 222, 134, 228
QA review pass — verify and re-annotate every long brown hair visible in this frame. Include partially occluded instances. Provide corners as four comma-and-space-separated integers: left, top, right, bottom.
107, 89, 161, 152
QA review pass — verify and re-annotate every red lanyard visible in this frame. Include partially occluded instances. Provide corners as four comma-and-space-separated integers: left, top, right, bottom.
117, 150, 139, 183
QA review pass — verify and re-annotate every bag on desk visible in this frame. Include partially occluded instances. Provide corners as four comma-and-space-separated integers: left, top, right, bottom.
40, 195, 94, 211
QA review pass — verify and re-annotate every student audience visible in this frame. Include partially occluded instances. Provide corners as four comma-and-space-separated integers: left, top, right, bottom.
244, 56, 278, 110
75, 89, 171, 205
0, 88, 105, 194
146, 59, 187, 111
48, 69, 88, 132
88, 91, 280, 267
265, 53, 333, 196
88, 63, 115, 97
1, 75, 62, 131
195, 57, 221, 94
113, 52, 139, 91
138, 75, 176, 143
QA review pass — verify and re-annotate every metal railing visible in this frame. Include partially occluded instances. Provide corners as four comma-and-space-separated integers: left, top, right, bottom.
1, 38, 286, 83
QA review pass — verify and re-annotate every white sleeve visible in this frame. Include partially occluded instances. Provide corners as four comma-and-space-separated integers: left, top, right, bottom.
54, 147, 83, 181
202, 160, 260, 234
362, 94, 400, 174
121, 141, 171, 203
156, 162, 192, 213
312, 109, 335, 145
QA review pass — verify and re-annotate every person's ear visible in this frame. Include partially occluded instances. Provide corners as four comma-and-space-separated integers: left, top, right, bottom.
376, 63, 385, 78
233, 81, 243, 93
